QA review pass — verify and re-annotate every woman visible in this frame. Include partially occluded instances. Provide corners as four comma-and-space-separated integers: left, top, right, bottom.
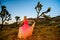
17, 16, 35, 40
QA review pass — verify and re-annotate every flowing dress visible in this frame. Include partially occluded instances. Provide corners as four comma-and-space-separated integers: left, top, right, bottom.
18, 20, 33, 39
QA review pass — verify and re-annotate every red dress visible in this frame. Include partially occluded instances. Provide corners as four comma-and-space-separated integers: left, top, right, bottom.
18, 20, 33, 39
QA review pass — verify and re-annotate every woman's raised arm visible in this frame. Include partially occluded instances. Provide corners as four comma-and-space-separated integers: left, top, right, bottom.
28, 20, 35, 22
19, 20, 23, 26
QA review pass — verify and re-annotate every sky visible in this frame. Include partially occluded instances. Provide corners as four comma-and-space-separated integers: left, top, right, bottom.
0, 0, 60, 24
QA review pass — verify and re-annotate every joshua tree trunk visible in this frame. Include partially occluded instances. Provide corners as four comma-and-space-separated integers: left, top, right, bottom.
16, 20, 18, 27
37, 12, 39, 20
1, 17, 3, 30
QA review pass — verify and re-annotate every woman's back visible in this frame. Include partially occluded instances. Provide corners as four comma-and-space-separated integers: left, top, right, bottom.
23, 20, 28, 25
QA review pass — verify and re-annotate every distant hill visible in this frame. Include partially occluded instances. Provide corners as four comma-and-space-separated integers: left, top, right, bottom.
52, 16, 60, 22
27, 16, 60, 22
0, 16, 60, 26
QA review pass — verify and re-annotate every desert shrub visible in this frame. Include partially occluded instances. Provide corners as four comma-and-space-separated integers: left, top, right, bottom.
56, 24, 60, 28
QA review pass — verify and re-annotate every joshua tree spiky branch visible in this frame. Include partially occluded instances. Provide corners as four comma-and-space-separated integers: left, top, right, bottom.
40, 7, 51, 20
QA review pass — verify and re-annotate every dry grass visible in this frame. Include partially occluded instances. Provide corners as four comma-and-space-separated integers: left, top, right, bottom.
0, 23, 60, 40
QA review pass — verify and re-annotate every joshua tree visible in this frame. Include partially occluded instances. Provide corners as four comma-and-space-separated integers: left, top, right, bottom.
35, 2, 51, 20
15, 16, 20, 27
0, 5, 11, 30
35, 2, 43, 19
